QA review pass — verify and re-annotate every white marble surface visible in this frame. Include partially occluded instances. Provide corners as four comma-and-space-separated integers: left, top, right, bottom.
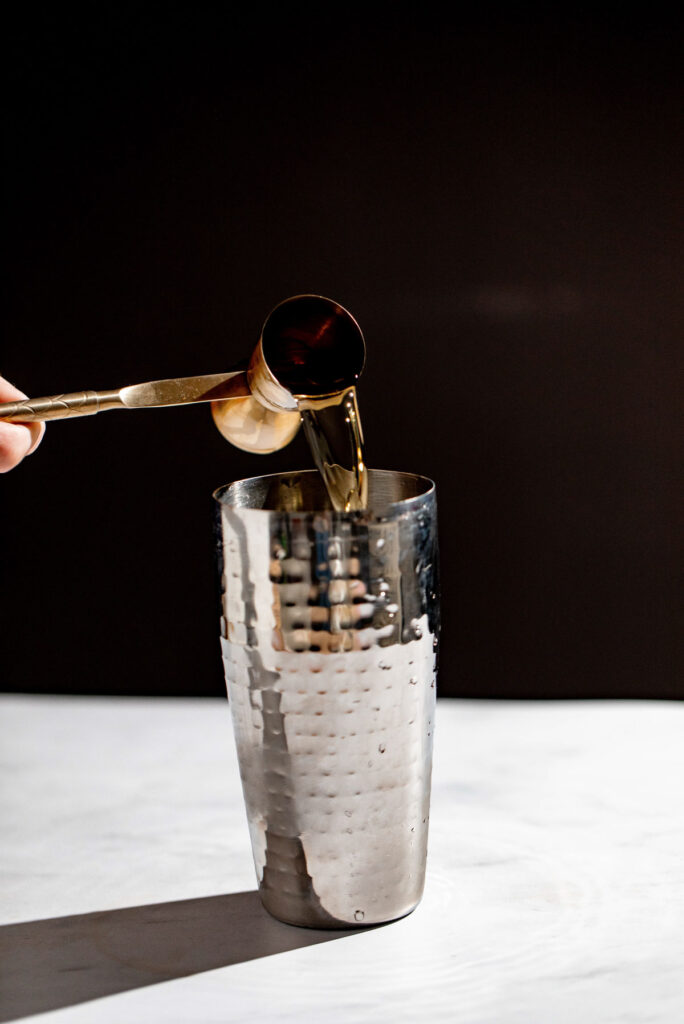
1, 695, 682, 1023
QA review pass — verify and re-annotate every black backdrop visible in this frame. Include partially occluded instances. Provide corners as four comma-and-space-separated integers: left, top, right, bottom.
3, 9, 682, 700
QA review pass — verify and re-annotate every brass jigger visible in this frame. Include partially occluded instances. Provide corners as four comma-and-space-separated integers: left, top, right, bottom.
0, 294, 366, 455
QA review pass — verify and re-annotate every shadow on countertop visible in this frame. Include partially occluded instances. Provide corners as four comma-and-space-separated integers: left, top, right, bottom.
0, 891, 365, 1021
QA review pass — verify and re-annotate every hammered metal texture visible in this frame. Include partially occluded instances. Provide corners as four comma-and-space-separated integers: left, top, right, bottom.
215, 469, 439, 928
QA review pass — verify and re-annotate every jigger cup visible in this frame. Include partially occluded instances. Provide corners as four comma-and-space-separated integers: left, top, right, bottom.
214, 469, 439, 928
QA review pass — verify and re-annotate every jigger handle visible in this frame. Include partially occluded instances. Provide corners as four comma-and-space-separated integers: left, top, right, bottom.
0, 390, 123, 422
0, 371, 251, 423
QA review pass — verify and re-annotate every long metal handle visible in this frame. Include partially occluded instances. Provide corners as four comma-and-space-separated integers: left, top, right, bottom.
0, 371, 252, 423
0, 390, 123, 422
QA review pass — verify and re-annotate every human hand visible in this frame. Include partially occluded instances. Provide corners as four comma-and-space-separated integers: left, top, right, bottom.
0, 376, 45, 472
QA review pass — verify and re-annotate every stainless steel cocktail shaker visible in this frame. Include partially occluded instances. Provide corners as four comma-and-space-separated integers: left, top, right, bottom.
214, 468, 439, 928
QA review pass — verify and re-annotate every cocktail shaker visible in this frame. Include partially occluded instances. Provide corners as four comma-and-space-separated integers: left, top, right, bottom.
214, 468, 439, 927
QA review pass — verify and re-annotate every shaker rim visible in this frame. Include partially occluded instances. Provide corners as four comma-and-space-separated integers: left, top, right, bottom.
213, 467, 435, 518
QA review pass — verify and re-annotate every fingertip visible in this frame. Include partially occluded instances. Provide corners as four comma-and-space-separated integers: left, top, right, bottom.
0, 422, 34, 472
26, 420, 46, 456
0, 375, 29, 401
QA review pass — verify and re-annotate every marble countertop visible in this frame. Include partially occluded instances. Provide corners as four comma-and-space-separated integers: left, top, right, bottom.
1, 695, 682, 1023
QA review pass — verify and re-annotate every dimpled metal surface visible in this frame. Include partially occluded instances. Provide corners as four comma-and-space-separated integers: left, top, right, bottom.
214, 469, 439, 928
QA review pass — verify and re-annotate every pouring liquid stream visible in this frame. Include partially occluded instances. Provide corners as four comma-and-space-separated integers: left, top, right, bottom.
298, 386, 368, 512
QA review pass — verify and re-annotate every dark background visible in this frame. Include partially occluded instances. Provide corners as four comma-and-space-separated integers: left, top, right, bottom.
2, 8, 682, 700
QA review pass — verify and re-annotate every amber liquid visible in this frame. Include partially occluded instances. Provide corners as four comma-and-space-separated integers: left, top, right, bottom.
298, 387, 368, 512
